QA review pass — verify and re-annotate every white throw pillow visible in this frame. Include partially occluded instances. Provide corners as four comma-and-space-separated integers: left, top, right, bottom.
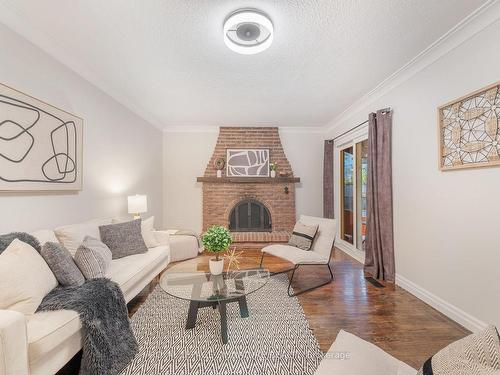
31, 229, 59, 246
0, 239, 58, 314
141, 216, 159, 248
55, 218, 112, 257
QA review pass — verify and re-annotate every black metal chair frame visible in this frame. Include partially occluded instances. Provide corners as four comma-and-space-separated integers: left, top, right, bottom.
259, 240, 335, 297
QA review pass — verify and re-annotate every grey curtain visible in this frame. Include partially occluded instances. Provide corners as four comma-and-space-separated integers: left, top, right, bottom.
364, 109, 395, 282
323, 140, 334, 218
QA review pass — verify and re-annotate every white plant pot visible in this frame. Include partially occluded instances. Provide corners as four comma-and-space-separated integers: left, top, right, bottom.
217, 170, 222, 178
270, 170, 276, 178
209, 258, 224, 275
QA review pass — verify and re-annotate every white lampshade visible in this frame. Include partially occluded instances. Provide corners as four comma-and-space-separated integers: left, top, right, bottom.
128, 195, 147, 214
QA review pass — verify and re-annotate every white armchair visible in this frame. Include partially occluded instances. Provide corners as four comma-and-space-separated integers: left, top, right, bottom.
260, 215, 337, 296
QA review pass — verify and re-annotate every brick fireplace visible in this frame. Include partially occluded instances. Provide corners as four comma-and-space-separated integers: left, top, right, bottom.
197, 127, 300, 246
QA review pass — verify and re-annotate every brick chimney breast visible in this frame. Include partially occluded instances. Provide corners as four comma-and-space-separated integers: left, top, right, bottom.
201, 127, 297, 240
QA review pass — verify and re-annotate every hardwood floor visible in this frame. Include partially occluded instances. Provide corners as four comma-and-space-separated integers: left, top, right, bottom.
128, 247, 470, 370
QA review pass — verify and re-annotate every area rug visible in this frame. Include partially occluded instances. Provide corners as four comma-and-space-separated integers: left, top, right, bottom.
121, 274, 323, 374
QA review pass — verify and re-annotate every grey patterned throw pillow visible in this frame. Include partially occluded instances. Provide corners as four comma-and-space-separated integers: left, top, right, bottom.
417, 325, 500, 375
74, 236, 113, 279
99, 219, 147, 259
41, 242, 85, 287
288, 222, 319, 250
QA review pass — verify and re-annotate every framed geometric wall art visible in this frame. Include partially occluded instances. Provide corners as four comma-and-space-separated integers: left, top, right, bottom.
438, 81, 500, 171
0, 82, 83, 191
226, 148, 270, 177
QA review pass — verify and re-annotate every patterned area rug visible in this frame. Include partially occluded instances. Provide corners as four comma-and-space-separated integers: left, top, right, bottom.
121, 274, 323, 374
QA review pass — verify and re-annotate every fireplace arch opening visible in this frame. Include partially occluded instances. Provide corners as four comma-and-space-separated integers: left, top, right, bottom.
228, 199, 271, 232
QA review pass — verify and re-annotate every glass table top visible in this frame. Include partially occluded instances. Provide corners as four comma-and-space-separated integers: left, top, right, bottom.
159, 256, 269, 302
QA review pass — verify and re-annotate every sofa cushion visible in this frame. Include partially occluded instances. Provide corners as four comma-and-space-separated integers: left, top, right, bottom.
26, 310, 81, 365
141, 216, 160, 248
99, 219, 148, 259
0, 239, 58, 314
54, 218, 112, 257
315, 330, 416, 375
74, 236, 112, 279
106, 245, 169, 297
41, 242, 85, 287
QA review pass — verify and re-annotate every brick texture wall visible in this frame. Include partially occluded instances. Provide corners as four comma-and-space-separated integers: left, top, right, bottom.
202, 127, 296, 232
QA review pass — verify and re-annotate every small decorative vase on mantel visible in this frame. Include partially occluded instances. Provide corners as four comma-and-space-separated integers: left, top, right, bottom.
217, 170, 222, 178
202, 225, 233, 276
270, 162, 278, 178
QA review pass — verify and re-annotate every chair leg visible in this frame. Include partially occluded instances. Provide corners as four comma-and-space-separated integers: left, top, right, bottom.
287, 263, 334, 297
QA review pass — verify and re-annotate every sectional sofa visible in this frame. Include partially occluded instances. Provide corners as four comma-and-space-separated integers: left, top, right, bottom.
0, 217, 197, 375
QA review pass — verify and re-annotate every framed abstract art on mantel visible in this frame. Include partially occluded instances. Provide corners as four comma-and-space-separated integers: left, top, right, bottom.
438, 81, 500, 171
226, 148, 270, 177
0, 82, 83, 191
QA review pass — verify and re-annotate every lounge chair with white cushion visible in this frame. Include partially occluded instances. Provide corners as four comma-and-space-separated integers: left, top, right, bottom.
260, 215, 337, 296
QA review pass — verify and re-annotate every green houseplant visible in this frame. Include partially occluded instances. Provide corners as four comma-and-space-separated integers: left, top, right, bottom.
202, 225, 233, 275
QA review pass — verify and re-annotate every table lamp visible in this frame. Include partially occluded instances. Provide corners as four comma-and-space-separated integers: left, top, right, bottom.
128, 194, 147, 219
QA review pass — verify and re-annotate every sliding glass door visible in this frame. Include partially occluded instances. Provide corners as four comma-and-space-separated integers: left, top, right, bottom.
340, 147, 354, 244
355, 140, 368, 251
339, 138, 368, 251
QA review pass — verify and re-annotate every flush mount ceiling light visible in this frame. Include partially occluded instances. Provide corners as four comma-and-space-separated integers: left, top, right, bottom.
223, 9, 273, 55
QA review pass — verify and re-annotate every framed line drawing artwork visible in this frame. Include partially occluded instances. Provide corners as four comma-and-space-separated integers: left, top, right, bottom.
0, 82, 83, 190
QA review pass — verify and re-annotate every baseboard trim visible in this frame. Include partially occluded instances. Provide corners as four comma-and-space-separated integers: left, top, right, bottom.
395, 273, 487, 333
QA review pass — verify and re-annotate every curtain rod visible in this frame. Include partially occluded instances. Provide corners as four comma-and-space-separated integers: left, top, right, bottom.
326, 108, 391, 143
327, 119, 368, 143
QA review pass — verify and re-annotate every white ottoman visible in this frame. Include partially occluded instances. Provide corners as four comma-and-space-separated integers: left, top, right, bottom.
164, 230, 203, 262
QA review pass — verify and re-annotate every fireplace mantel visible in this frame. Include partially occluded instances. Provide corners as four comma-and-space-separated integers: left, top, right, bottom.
197, 177, 300, 184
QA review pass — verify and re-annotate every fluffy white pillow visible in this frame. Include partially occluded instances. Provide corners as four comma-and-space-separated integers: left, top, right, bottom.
0, 239, 58, 314
54, 218, 112, 257
141, 216, 160, 248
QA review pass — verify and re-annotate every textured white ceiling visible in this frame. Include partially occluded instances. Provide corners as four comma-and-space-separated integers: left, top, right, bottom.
0, 0, 487, 129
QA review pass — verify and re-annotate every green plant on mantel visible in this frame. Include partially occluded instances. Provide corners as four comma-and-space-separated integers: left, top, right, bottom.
270, 162, 278, 171
202, 225, 233, 261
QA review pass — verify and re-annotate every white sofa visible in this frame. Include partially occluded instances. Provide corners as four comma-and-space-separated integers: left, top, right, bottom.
0, 219, 197, 375
315, 330, 417, 375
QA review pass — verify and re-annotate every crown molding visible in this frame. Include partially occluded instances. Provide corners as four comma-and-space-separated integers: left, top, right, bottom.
163, 126, 219, 133
325, 0, 500, 134
162, 125, 326, 134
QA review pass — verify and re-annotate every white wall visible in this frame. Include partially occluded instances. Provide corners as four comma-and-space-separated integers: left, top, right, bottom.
163, 129, 323, 233
0, 23, 164, 232
325, 15, 500, 331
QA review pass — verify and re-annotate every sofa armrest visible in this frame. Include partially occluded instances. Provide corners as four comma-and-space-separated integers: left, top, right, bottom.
0, 310, 29, 375
152, 230, 170, 246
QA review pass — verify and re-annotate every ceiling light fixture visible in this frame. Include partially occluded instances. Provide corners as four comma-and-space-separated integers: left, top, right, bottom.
223, 9, 273, 55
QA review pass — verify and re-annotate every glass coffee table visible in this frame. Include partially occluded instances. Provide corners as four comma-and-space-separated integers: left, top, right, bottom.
159, 256, 269, 344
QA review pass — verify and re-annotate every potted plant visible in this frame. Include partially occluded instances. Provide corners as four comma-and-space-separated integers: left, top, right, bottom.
202, 225, 233, 275
270, 162, 278, 178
